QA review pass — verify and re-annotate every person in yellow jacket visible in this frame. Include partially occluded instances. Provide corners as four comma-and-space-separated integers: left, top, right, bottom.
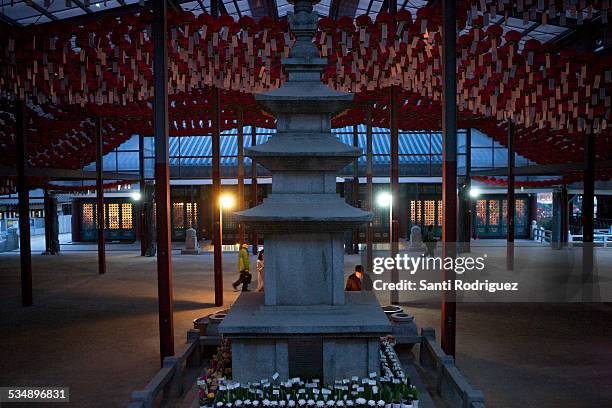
232, 243, 252, 291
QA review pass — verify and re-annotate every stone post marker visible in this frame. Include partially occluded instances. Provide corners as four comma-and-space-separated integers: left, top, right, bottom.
219, 0, 390, 382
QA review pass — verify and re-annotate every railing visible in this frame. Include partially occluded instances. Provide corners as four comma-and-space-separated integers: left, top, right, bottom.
129, 327, 484, 407
419, 327, 486, 408
128, 330, 214, 408
568, 228, 612, 248
533, 227, 551, 243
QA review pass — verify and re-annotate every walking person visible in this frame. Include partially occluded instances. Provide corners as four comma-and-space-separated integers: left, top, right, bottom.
232, 243, 252, 291
256, 250, 265, 292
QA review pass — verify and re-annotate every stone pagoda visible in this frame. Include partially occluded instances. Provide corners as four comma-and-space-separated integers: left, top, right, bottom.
219, 0, 390, 382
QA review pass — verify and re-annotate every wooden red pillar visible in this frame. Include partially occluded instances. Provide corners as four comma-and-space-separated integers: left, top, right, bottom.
560, 185, 569, 244
365, 108, 373, 273
506, 119, 515, 270
441, 0, 457, 357
388, 1, 399, 305
153, 0, 174, 362
95, 117, 106, 275
16, 100, 32, 307
250, 125, 259, 255
352, 125, 360, 254
463, 128, 472, 251
582, 130, 595, 299
139, 133, 147, 256
211, 0, 223, 307
237, 110, 245, 245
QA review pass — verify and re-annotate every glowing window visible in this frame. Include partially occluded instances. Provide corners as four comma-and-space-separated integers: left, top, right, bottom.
437, 200, 443, 226
424, 200, 436, 226
516, 200, 525, 220
108, 204, 120, 230
82, 204, 95, 229
173, 203, 184, 230
489, 200, 499, 225
121, 203, 133, 229
476, 200, 487, 225
186, 203, 196, 228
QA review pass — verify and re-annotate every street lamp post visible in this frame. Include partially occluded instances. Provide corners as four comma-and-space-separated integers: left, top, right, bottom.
377, 191, 394, 303
219, 194, 235, 252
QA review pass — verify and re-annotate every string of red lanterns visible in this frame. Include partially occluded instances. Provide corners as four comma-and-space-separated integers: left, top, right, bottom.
0, 2, 609, 190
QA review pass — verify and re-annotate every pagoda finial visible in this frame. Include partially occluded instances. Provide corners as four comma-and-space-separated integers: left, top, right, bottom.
287, 0, 320, 60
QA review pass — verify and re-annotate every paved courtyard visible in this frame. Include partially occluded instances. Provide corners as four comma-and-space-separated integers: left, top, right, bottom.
0, 243, 611, 407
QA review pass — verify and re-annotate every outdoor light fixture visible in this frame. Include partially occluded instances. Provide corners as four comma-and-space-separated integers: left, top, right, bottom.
377, 192, 392, 207
131, 192, 142, 201
220, 194, 235, 209
469, 187, 482, 198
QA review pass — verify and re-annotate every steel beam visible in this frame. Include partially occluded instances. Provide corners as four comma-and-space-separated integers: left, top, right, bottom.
153, 0, 175, 363
330, 0, 360, 20
470, 160, 612, 177
441, 0, 457, 357
506, 119, 515, 270
24, 1, 58, 21
95, 117, 106, 275
0, 12, 23, 27
71, 0, 93, 14
16, 100, 32, 307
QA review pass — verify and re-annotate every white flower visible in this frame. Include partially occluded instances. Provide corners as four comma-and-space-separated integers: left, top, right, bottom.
346, 401, 354, 407
298, 400, 306, 406
217, 403, 224, 408
279, 401, 286, 407
245, 401, 252, 406
307, 400, 315, 406
288, 401, 296, 407
263, 400, 271, 407
337, 401, 344, 407
253, 402, 260, 407
368, 401, 375, 407
316, 401, 325, 408
377, 401, 385, 407
355, 398, 366, 405
271, 401, 278, 407
326, 400, 335, 407
226, 403, 233, 408
236, 401, 243, 407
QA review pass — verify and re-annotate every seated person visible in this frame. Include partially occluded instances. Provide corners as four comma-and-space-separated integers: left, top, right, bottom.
345, 265, 373, 291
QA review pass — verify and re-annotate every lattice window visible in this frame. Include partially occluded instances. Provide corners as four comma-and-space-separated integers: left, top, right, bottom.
416, 201, 422, 224
121, 203, 133, 229
186, 203, 196, 228
108, 204, 120, 230
82, 203, 95, 229
424, 200, 436, 226
437, 200, 443, 226
516, 200, 525, 220
476, 200, 487, 225
173, 203, 184, 230
502, 200, 507, 223
410, 200, 416, 224
489, 200, 499, 225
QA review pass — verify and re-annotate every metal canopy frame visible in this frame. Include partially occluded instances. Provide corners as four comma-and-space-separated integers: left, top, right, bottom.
0, 0, 604, 53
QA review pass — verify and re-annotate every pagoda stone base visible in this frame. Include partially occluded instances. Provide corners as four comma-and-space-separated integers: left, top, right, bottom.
220, 292, 391, 383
